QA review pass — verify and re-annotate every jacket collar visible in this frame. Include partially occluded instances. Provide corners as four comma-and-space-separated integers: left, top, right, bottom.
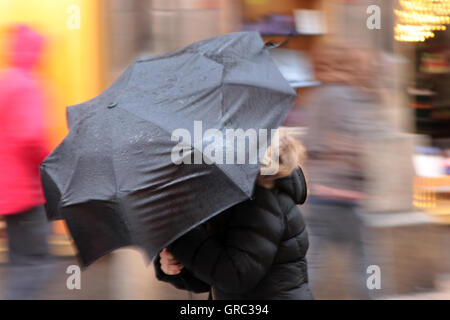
274, 167, 307, 205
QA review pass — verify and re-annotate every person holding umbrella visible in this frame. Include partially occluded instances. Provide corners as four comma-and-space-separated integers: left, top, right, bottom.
40, 32, 309, 301
155, 131, 313, 300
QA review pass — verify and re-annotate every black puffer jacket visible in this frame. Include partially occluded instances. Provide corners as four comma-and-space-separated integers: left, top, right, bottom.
154, 168, 312, 300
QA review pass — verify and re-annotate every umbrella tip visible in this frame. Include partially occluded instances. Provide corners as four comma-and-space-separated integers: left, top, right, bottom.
107, 102, 117, 109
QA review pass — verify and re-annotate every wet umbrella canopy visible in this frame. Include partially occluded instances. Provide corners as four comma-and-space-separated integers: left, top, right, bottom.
40, 31, 296, 267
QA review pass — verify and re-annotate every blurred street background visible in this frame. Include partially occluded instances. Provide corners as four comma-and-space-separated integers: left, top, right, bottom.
0, 0, 450, 299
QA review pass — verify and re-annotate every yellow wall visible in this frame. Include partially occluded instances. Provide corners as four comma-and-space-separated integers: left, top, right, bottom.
0, 0, 105, 148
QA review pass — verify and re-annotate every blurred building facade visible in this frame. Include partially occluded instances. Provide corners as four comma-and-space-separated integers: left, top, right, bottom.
106, 0, 243, 80
102, 0, 450, 299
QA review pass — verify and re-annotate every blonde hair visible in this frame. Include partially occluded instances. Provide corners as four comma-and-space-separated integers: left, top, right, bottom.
256, 129, 306, 189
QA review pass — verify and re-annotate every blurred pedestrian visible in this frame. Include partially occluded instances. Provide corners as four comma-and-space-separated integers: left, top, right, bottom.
154, 131, 313, 300
302, 41, 391, 299
0, 25, 53, 299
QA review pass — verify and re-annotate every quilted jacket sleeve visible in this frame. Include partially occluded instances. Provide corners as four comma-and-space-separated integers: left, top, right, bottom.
168, 197, 284, 294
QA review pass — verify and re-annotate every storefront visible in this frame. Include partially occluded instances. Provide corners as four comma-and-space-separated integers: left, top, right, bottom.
394, 0, 450, 222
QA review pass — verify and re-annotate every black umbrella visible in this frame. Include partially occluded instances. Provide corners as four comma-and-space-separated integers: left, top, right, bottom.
40, 31, 296, 267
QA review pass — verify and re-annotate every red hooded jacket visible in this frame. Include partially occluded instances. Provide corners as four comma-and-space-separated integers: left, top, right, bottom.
0, 25, 50, 215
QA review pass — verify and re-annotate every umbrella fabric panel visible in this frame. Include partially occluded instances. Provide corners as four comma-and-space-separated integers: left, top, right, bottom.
48, 104, 250, 264
112, 32, 296, 197
62, 200, 132, 267
109, 106, 250, 260
118, 161, 248, 263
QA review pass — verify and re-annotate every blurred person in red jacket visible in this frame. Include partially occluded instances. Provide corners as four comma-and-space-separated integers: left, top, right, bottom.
0, 24, 53, 299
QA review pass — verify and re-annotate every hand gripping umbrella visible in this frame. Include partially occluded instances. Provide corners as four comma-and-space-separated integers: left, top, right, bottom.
40, 31, 296, 266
